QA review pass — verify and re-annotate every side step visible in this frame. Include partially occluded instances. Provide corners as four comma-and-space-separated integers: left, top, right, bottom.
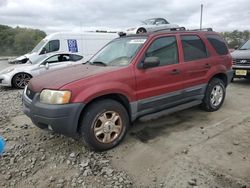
139, 100, 202, 122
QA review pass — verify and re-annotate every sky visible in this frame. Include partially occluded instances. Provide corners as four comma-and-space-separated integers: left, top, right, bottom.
0, 0, 250, 34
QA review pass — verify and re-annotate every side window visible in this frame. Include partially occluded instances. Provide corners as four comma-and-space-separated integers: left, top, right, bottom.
206, 35, 228, 55
45, 54, 69, 64
69, 54, 83, 61
181, 35, 208, 62
145, 36, 178, 66
45, 55, 60, 64
156, 19, 168, 24
49, 40, 60, 52
42, 40, 60, 54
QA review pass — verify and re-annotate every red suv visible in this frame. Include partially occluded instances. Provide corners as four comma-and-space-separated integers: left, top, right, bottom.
23, 30, 233, 151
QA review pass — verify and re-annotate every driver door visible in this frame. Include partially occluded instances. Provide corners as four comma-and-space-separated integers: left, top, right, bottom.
39, 54, 71, 74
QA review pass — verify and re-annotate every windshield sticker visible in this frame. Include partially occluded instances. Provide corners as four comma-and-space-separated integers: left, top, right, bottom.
128, 39, 146, 44
67, 39, 78, 53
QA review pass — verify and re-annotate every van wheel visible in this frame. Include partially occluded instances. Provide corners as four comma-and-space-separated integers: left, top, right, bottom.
12, 73, 32, 89
201, 78, 226, 112
80, 99, 129, 151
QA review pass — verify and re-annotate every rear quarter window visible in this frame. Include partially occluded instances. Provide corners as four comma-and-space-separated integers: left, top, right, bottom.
69, 54, 83, 61
206, 35, 228, 55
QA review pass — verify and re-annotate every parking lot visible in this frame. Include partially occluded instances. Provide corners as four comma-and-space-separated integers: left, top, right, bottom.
0, 59, 250, 188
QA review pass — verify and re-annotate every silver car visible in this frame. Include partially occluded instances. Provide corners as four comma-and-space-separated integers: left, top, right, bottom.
0, 53, 83, 89
126, 18, 180, 35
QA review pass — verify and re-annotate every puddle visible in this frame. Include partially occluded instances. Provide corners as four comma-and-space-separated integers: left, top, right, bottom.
130, 111, 199, 143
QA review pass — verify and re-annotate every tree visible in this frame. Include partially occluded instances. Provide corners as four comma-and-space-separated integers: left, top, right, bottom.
220, 30, 250, 49
0, 24, 46, 56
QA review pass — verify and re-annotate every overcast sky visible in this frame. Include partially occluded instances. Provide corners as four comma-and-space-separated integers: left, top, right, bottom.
0, 0, 250, 34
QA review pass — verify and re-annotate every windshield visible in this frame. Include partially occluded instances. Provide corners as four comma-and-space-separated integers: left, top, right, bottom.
31, 39, 47, 53
30, 55, 47, 64
89, 37, 147, 66
239, 40, 250, 50
142, 19, 156, 25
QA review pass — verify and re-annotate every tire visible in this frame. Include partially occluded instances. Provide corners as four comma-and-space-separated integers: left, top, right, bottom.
136, 28, 146, 34
201, 78, 226, 112
80, 99, 129, 151
12, 73, 32, 89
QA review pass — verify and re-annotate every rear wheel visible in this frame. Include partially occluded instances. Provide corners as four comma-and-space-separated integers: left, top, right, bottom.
12, 73, 32, 89
80, 99, 129, 151
201, 78, 226, 111
136, 28, 146, 34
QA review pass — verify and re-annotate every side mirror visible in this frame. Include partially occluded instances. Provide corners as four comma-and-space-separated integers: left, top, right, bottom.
141, 57, 160, 69
234, 46, 239, 50
45, 62, 49, 70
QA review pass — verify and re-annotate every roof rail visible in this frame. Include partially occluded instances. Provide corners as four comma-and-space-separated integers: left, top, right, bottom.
153, 27, 186, 32
189, 28, 213, 31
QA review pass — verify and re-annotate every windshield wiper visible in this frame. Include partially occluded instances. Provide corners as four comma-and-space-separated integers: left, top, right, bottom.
239, 48, 250, 50
89, 61, 107, 66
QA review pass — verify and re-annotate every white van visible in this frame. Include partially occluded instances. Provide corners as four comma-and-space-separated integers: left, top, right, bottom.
9, 32, 118, 64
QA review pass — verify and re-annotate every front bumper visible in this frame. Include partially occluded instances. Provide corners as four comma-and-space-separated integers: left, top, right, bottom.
0, 74, 12, 86
22, 88, 85, 137
232, 65, 250, 78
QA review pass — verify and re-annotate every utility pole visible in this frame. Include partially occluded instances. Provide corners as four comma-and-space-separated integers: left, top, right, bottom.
200, 4, 203, 30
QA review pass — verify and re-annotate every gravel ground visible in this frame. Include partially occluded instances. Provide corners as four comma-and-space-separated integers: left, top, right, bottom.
0, 87, 133, 188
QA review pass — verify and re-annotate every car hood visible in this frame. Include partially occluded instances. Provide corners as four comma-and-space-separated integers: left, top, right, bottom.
28, 64, 121, 93
231, 49, 250, 59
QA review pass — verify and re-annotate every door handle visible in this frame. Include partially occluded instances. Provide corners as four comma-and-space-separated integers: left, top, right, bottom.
170, 69, 180, 75
204, 63, 211, 69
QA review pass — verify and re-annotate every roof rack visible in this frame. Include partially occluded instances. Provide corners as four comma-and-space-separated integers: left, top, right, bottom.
189, 28, 213, 31
153, 27, 186, 32
118, 27, 214, 37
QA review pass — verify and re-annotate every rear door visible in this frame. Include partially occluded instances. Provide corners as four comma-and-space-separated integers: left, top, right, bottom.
134, 35, 184, 115
179, 34, 212, 100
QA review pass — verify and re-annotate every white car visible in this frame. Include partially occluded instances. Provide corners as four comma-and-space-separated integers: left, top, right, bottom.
126, 18, 180, 35
0, 53, 83, 89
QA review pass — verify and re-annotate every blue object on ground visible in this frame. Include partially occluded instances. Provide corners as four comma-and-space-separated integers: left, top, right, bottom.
0, 136, 5, 155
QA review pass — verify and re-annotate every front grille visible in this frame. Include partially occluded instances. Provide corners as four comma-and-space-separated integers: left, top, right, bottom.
26, 87, 36, 100
233, 59, 250, 66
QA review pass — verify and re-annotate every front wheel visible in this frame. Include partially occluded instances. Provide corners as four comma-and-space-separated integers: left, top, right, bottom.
201, 78, 226, 112
12, 73, 32, 89
80, 99, 129, 151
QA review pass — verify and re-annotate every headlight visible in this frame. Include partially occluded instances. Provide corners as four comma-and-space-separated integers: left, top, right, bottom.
1, 68, 15, 74
40, 89, 71, 104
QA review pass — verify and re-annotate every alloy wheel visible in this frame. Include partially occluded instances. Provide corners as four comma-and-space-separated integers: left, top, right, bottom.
93, 111, 123, 144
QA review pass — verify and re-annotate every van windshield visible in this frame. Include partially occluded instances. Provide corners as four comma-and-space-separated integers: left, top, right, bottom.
239, 40, 250, 50
89, 37, 147, 66
31, 39, 47, 53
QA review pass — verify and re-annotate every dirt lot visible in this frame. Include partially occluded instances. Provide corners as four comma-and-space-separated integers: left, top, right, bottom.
0, 60, 250, 188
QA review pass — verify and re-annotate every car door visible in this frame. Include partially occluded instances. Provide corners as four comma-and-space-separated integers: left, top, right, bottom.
134, 36, 184, 115
178, 34, 212, 100
39, 54, 71, 74
155, 18, 168, 30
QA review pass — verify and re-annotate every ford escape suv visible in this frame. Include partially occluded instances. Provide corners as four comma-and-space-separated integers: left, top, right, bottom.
23, 30, 233, 151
